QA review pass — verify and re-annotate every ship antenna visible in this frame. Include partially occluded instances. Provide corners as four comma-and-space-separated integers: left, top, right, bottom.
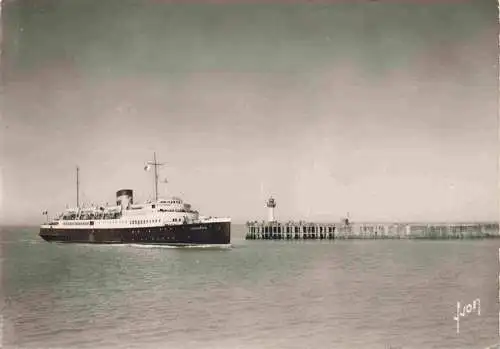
76, 166, 80, 209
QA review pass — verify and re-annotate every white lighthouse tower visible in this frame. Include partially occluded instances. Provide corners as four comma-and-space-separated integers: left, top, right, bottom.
266, 196, 276, 222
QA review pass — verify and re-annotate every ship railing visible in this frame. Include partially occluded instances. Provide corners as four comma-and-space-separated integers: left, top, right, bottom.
42, 221, 59, 226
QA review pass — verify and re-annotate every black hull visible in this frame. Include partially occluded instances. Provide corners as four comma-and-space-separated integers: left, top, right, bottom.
39, 221, 231, 245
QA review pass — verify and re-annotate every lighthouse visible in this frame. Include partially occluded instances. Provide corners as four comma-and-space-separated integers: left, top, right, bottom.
266, 196, 276, 222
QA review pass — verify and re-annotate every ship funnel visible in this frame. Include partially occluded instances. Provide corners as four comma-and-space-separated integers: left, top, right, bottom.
116, 189, 133, 210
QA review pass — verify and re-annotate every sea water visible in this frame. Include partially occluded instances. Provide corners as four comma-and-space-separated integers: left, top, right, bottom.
1, 225, 499, 349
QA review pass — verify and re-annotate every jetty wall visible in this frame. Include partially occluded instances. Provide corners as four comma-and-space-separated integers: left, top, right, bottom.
245, 222, 499, 240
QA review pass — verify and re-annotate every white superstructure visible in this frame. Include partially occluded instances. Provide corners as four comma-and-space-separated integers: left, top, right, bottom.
42, 195, 230, 230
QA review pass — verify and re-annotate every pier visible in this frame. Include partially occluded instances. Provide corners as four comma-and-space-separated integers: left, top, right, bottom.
246, 196, 499, 240
245, 221, 500, 240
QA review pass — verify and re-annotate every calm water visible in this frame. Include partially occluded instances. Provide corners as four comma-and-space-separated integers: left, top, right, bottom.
2, 225, 500, 349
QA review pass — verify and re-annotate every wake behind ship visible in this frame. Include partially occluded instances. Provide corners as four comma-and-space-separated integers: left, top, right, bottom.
39, 155, 231, 246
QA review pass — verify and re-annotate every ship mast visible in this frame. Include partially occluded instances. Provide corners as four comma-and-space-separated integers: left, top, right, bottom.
146, 152, 165, 202
154, 152, 159, 202
76, 166, 80, 208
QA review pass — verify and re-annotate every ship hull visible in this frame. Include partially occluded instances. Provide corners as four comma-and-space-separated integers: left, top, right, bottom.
39, 221, 231, 245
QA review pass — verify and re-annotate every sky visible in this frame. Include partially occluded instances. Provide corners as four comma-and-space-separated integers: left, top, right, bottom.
1, 0, 498, 225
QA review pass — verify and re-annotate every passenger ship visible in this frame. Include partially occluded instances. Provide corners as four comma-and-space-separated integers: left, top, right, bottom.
39, 154, 231, 246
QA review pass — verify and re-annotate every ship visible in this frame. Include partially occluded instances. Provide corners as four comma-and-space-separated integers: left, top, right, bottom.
39, 153, 231, 246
